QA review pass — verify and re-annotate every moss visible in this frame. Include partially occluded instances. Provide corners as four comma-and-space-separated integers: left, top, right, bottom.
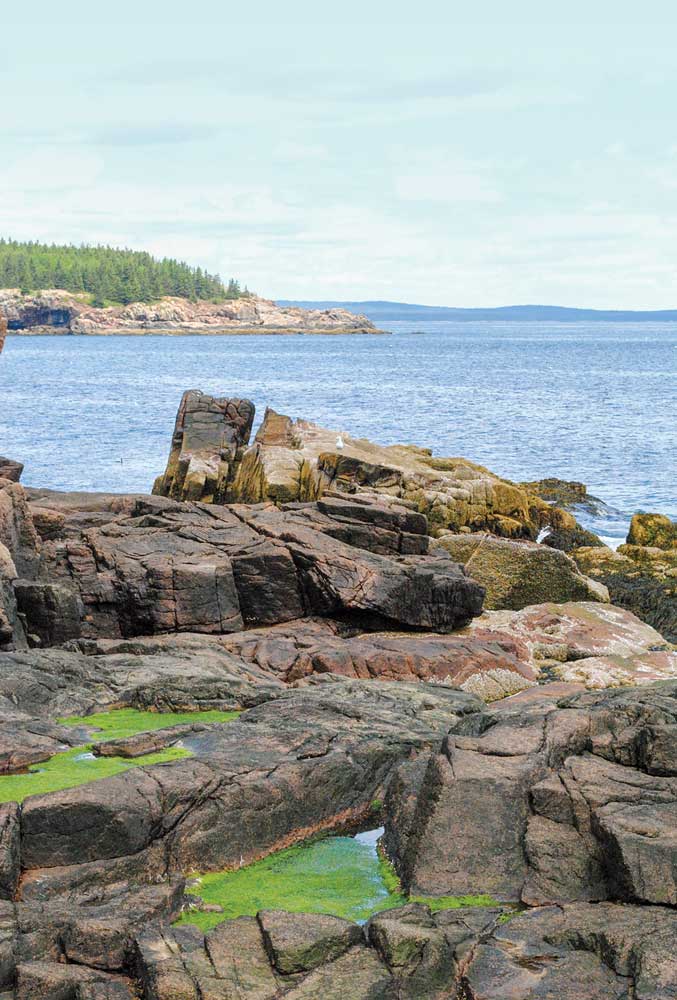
0, 709, 239, 804
177, 833, 502, 932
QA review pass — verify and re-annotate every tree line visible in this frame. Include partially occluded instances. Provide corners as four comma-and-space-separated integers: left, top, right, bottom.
0, 239, 249, 305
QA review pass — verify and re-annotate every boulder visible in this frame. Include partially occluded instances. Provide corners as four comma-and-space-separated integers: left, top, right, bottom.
385, 680, 677, 908
574, 543, 677, 643
0, 458, 23, 483
432, 533, 608, 609
257, 910, 362, 973
153, 389, 255, 503
627, 511, 677, 550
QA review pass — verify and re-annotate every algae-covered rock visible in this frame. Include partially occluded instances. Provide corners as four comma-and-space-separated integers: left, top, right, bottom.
574, 543, 677, 642
432, 534, 608, 610
627, 512, 677, 550
157, 396, 584, 540
542, 524, 605, 552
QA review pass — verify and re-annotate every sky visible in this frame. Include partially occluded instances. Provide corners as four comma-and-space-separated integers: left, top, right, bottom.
3, 1, 677, 308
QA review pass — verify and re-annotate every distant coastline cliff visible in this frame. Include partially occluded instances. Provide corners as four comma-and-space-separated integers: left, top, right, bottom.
0, 289, 385, 336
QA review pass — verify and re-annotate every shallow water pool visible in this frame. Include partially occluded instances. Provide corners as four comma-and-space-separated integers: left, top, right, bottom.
0, 708, 240, 804
177, 827, 499, 930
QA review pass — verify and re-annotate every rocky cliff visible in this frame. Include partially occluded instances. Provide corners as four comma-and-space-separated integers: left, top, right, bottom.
0, 288, 385, 335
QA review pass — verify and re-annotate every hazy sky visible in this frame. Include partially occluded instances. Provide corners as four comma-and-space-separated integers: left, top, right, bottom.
4, 1, 677, 307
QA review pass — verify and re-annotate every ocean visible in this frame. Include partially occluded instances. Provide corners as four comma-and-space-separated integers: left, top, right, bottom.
2, 321, 675, 545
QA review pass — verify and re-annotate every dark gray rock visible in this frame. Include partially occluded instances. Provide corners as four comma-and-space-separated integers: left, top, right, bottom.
0, 460, 22, 484
386, 681, 677, 908
258, 909, 362, 973
25, 491, 483, 643
152, 390, 255, 503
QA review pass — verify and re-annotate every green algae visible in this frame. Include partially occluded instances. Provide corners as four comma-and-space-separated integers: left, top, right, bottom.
176, 831, 501, 932
58, 707, 241, 741
0, 744, 191, 804
0, 708, 240, 804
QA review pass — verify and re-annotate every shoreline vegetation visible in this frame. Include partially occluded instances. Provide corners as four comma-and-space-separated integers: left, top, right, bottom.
0, 238, 246, 304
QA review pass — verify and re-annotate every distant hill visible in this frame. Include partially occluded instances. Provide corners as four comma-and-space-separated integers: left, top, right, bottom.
278, 300, 677, 323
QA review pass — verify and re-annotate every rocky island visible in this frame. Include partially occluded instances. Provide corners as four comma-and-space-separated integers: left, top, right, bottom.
0, 289, 383, 337
0, 241, 384, 336
0, 391, 675, 999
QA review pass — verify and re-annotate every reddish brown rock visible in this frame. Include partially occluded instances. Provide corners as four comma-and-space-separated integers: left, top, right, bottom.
464, 601, 676, 689
218, 618, 536, 699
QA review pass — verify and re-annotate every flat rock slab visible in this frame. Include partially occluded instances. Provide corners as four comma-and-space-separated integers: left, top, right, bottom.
217, 616, 537, 699
465, 601, 677, 688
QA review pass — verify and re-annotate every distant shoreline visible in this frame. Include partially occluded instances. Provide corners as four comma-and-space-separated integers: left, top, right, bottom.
279, 300, 677, 324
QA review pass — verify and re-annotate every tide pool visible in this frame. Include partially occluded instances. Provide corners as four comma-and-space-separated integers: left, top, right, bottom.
0, 708, 240, 804
177, 828, 499, 930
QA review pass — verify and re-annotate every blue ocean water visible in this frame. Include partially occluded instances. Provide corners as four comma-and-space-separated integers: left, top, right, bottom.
1, 321, 675, 543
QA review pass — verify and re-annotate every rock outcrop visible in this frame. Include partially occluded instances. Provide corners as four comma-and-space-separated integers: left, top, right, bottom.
21, 490, 483, 643
1, 398, 675, 997
153, 396, 584, 541
464, 600, 677, 688
385, 680, 677, 908
152, 390, 255, 502
0, 542, 22, 651
11, 680, 482, 897
432, 533, 608, 609
627, 511, 677, 550
0, 459, 22, 484
0, 289, 384, 335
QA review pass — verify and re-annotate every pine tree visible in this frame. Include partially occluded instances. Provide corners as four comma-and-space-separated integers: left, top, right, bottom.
0, 239, 243, 304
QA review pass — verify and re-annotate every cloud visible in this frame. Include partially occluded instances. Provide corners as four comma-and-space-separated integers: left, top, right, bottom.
394, 158, 503, 204
88, 124, 221, 146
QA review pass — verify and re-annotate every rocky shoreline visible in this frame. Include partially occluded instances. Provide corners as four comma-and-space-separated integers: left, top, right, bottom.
0, 392, 675, 998
0, 290, 386, 336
